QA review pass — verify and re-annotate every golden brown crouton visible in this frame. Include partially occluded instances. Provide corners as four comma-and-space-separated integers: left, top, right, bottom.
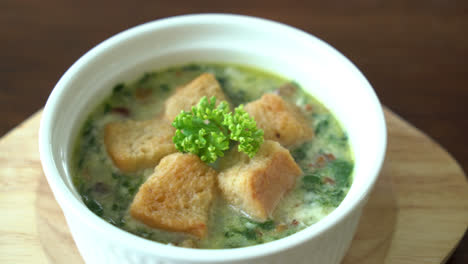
104, 118, 176, 172
164, 73, 229, 121
218, 140, 302, 221
130, 153, 217, 238
244, 93, 314, 147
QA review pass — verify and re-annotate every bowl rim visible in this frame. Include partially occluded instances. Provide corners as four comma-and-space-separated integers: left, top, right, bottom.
39, 13, 387, 262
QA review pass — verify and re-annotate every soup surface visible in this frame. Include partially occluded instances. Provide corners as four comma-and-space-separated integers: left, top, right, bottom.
72, 63, 354, 248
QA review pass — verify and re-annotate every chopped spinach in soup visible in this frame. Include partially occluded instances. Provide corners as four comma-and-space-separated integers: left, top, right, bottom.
72, 63, 354, 248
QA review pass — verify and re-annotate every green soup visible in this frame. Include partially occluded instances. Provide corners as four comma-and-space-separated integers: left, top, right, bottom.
71, 63, 354, 249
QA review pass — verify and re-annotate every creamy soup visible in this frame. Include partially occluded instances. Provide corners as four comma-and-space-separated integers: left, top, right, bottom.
72, 63, 353, 248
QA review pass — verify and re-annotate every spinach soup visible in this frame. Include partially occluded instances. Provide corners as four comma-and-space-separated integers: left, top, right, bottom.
72, 63, 353, 249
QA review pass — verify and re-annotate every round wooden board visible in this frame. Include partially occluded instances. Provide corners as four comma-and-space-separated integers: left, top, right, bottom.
1, 108, 467, 263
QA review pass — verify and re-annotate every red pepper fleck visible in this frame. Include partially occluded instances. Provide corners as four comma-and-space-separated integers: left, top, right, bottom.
111, 107, 130, 117
291, 219, 299, 226
135, 88, 152, 100
325, 153, 336, 161
256, 230, 263, 237
304, 104, 313, 111
316, 156, 327, 167
93, 182, 109, 194
323, 177, 335, 185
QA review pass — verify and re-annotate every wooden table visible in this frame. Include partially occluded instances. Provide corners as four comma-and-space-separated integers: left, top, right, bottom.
1, 1, 467, 263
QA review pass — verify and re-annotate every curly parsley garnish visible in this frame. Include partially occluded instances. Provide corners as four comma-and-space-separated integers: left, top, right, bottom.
172, 96, 263, 163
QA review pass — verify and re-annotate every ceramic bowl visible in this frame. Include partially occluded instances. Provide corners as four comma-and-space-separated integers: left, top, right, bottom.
39, 14, 386, 264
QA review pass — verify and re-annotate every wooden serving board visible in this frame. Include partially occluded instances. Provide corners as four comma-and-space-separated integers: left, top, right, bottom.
0, 108, 467, 264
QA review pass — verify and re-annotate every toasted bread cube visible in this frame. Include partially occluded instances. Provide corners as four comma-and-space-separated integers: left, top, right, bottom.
244, 93, 314, 147
218, 140, 302, 221
164, 73, 229, 121
104, 118, 176, 172
130, 153, 217, 238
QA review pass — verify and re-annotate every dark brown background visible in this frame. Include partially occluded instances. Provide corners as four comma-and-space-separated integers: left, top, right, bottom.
1, 0, 466, 263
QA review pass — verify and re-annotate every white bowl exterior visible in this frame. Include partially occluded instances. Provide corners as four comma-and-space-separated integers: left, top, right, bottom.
39, 14, 386, 264
64, 206, 363, 264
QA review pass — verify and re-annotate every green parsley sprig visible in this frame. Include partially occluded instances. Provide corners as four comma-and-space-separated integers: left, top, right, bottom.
172, 96, 263, 163
223, 105, 264, 158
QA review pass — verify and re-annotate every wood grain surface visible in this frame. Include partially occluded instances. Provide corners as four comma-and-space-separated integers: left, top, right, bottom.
1, 1, 467, 263
0, 109, 467, 264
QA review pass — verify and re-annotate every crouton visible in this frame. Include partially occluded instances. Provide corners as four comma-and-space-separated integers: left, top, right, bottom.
164, 73, 229, 121
130, 153, 217, 238
104, 118, 176, 172
244, 93, 314, 147
218, 140, 302, 221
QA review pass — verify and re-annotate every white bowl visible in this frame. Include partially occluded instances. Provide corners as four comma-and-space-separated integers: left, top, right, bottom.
39, 14, 386, 264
